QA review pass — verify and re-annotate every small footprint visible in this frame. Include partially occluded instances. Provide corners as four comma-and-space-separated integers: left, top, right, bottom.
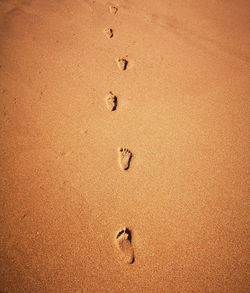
115, 228, 134, 264
109, 5, 118, 15
106, 92, 117, 111
104, 28, 113, 38
118, 148, 132, 170
116, 58, 128, 71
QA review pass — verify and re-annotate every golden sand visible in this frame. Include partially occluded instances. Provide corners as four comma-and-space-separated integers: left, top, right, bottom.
0, 0, 249, 291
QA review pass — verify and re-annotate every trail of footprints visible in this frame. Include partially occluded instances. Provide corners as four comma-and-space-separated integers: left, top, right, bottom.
104, 4, 134, 264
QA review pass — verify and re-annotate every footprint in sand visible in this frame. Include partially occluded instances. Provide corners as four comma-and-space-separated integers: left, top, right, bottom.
116, 58, 128, 71
118, 148, 132, 170
109, 5, 118, 15
104, 28, 113, 38
106, 92, 117, 111
115, 228, 134, 264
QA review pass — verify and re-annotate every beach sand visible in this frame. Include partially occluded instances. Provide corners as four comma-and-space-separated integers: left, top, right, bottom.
0, 0, 249, 292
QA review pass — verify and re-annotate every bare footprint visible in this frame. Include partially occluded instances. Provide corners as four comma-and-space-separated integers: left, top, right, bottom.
109, 5, 118, 15
116, 58, 128, 71
118, 148, 132, 170
104, 28, 113, 38
106, 92, 117, 111
115, 228, 134, 264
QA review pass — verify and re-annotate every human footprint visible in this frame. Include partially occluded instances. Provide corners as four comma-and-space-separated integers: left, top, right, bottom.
105, 92, 117, 111
104, 28, 113, 38
116, 58, 128, 71
118, 148, 132, 170
109, 5, 118, 15
115, 228, 134, 264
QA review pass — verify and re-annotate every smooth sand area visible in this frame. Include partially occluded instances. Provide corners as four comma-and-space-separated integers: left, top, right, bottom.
0, 0, 249, 292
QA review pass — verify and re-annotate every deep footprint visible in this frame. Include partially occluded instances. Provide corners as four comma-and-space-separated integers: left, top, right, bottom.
104, 28, 113, 38
106, 92, 117, 111
116, 58, 128, 71
118, 148, 132, 170
115, 228, 134, 264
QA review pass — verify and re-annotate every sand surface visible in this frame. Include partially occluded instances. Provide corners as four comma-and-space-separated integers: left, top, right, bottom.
0, 0, 249, 292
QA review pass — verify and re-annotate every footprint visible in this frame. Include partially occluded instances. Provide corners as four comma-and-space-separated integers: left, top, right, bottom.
104, 28, 113, 38
109, 5, 118, 15
118, 148, 132, 170
106, 92, 117, 111
115, 228, 134, 264
116, 58, 128, 71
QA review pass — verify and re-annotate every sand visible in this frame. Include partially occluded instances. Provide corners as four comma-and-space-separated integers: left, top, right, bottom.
0, 0, 249, 292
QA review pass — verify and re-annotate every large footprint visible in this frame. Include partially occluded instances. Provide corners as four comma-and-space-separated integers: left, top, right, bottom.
115, 228, 134, 264
118, 148, 132, 170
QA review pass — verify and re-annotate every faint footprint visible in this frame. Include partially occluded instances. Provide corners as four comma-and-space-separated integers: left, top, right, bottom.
118, 147, 132, 170
109, 5, 118, 15
106, 92, 117, 111
115, 228, 134, 264
104, 28, 113, 38
116, 58, 128, 71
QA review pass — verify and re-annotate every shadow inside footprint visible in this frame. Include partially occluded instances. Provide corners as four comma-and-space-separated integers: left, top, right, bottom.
104, 28, 113, 38
117, 58, 128, 71
116, 228, 131, 240
109, 5, 118, 15
116, 228, 134, 264
106, 92, 117, 111
118, 148, 132, 170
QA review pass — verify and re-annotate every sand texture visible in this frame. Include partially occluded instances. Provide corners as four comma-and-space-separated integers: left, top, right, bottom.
0, 0, 249, 292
